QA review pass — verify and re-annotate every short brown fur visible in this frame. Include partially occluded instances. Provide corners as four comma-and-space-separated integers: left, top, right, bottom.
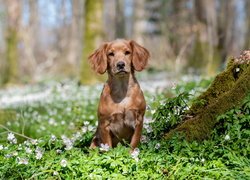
89, 39, 150, 150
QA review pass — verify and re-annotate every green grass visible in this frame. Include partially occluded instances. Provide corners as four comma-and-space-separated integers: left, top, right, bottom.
0, 78, 249, 179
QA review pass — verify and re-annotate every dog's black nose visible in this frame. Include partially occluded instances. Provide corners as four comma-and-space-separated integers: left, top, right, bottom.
117, 61, 125, 70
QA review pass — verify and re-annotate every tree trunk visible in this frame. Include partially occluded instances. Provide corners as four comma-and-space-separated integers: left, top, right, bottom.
64, 0, 83, 77
166, 50, 250, 141
20, 0, 38, 78
103, 0, 125, 40
4, 0, 21, 84
133, 0, 145, 44
217, 0, 236, 65
244, 0, 250, 49
80, 0, 104, 84
191, 0, 220, 76
104, 0, 116, 40
115, 0, 125, 38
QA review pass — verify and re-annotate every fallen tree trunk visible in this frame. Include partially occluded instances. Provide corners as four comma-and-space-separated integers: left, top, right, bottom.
166, 50, 250, 141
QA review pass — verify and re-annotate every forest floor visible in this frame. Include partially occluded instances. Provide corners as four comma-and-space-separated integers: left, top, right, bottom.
0, 75, 249, 179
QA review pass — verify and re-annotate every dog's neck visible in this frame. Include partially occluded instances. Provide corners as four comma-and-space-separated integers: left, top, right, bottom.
107, 73, 137, 102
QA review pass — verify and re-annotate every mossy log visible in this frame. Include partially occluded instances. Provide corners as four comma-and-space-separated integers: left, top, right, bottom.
166, 50, 250, 141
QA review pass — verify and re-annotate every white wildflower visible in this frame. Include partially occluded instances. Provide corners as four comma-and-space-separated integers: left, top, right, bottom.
35, 147, 43, 160
0, 145, 3, 150
155, 143, 161, 150
56, 149, 62, 154
69, 122, 75, 129
23, 140, 31, 146
131, 148, 140, 162
82, 126, 88, 133
5, 154, 12, 158
18, 144, 22, 150
201, 158, 205, 163
83, 121, 90, 126
40, 126, 46, 131
7, 132, 17, 144
49, 118, 56, 125
144, 124, 153, 133
150, 109, 156, 114
53, 171, 59, 176
100, 143, 110, 152
66, 107, 71, 112
140, 135, 148, 143
171, 82, 177, 90
60, 159, 67, 167
25, 147, 32, 154
88, 125, 95, 132
61, 120, 65, 125
31, 139, 38, 145
75, 132, 81, 138
12, 151, 18, 156
50, 134, 57, 142
225, 134, 230, 141
235, 68, 240, 72
17, 157, 29, 165
62, 135, 74, 150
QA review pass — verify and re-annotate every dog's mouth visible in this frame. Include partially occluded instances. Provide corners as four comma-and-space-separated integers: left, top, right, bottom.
116, 70, 128, 75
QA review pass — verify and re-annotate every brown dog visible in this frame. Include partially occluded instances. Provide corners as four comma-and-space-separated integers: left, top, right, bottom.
89, 39, 150, 150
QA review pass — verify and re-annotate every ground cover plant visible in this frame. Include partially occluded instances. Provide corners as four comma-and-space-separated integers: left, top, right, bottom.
0, 77, 249, 179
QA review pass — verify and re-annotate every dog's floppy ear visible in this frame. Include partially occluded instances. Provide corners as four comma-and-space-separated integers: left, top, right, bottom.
88, 43, 108, 74
130, 40, 150, 71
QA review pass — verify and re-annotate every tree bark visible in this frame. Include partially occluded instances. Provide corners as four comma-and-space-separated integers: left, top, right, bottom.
217, 0, 236, 65
104, 0, 116, 40
80, 0, 104, 84
244, 0, 250, 49
166, 50, 250, 141
115, 0, 125, 38
4, 0, 21, 84
20, 0, 38, 78
103, 0, 125, 39
64, 0, 83, 76
133, 0, 145, 44
191, 0, 220, 76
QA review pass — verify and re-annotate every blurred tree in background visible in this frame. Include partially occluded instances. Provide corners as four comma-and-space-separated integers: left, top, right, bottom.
2, 0, 21, 84
0, 0, 249, 85
80, 0, 104, 84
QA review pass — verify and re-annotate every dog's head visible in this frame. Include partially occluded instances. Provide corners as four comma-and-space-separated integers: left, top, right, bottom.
89, 39, 150, 76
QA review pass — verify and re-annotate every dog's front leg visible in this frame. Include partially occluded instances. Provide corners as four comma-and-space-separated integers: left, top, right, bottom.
130, 114, 143, 150
99, 120, 112, 148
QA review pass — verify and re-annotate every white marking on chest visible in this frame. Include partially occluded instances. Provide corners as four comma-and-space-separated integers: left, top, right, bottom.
120, 97, 131, 106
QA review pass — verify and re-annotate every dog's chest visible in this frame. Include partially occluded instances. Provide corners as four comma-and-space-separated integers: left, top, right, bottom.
119, 96, 131, 107
109, 109, 136, 140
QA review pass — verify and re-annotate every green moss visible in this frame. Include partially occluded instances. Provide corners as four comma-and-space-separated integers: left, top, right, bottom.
166, 52, 250, 141
189, 58, 243, 115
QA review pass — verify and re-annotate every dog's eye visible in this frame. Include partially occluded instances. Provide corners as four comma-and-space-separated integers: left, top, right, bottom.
125, 51, 131, 55
108, 52, 114, 57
